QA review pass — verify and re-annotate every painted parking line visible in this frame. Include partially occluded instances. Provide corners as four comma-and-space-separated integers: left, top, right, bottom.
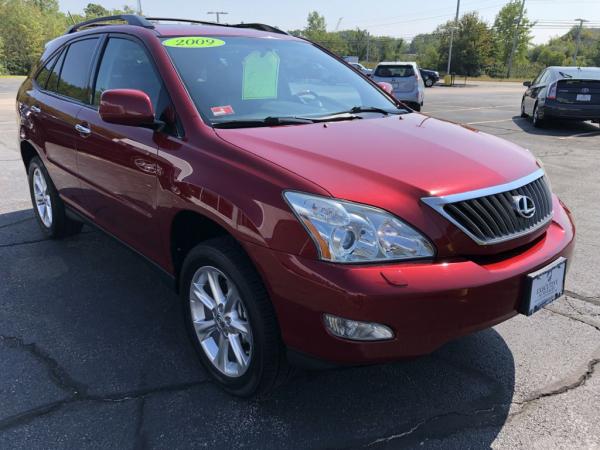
425, 104, 516, 114
557, 130, 600, 140
466, 118, 526, 125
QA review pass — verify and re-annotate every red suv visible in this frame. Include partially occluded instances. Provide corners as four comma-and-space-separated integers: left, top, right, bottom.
17, 15, 575, 396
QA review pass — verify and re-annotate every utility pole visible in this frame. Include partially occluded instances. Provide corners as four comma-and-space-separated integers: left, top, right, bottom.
207, 11, 228, 23
366, 33, 371, 63
335, 17, 343, 31
446, 0, 461, 75
136, 0, 142, 14
506, 0, 526, 78
573, 18, 588, 65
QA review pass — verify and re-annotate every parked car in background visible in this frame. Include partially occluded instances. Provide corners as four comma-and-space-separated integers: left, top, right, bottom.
348, 62, 372, 77
521, 66, 600, 127
371, 61, 424, 110
420, 68, 439, 87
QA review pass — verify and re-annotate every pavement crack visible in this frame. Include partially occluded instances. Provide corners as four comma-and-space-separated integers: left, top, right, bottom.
545, 306, 600, 333
0, 379, 210, 432
0, 335, 87, 396
0, 216, 34, 229
565, 290, 600, 307
0, 237, 49, 248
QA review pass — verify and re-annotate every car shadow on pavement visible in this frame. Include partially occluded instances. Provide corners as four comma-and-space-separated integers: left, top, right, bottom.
0, 208, 515, 449
512, 116, 600, 137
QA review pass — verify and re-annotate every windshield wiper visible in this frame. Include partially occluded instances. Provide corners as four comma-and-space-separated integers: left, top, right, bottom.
213, 116, 315, 129
349, 106, 391, 115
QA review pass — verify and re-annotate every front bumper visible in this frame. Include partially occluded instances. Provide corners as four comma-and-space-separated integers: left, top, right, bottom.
243, 196, 575, 365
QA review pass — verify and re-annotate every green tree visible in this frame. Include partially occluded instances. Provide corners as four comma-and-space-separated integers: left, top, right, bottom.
492, 1, 534, 66
437, 12, 494, 76
306, 11, 326, 33
83, 3, 109, 18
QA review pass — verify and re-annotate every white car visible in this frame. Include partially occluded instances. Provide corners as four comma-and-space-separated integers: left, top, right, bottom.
348, 62, 372, 76
371, 62, 425, 111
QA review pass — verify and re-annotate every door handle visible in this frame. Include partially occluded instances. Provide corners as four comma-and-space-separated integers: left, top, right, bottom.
30, 105, 41, 113
75, 123, 91, 136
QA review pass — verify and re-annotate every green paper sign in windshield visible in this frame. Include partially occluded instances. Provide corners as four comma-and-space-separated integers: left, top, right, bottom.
242, 51, 280, 100
162, 37, 225, 48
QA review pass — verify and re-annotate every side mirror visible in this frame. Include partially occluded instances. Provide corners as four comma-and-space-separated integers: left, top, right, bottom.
377, 82, 394, 95
99, 89, 156, 128
523, 81, 532, 87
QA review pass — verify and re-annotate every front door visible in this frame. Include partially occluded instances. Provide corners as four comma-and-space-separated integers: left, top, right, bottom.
75, 35, 174, 262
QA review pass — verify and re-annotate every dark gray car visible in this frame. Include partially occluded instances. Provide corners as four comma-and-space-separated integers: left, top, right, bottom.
521, 66, 600, 127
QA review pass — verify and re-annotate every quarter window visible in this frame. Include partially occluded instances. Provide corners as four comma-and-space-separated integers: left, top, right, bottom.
35, 52, 61, 89
45, 50, 66, 93
56, 38, 99, 103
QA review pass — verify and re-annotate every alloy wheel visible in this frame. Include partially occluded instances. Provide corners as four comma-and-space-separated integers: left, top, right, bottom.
189, 266, 253, 377
32, 167, 52, 228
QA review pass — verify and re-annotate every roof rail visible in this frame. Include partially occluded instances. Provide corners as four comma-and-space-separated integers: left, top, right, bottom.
145, 17, 288, 35
66, 14, 154, 34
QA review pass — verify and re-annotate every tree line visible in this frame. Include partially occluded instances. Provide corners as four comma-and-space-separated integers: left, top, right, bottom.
1, 0, 599, 78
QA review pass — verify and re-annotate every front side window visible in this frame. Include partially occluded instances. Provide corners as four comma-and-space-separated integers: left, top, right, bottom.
93, 38, 166, 114
163, 36, 403, 125
374, 65, 415, 78
56, 38, 99, 103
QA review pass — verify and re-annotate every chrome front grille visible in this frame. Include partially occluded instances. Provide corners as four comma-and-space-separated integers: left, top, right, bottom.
422, 169, 553, 245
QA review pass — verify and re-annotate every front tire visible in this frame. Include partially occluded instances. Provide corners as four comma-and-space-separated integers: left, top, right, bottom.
27, 156, 83, 238
424, 78, 434, 87
520, 99, 528, 118
180, 236, 289, 397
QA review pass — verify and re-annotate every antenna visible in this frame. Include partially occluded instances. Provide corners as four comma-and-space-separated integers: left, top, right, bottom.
207, 11, 228, 24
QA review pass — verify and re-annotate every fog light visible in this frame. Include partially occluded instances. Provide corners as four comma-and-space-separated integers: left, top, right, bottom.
323, 314, 394, 341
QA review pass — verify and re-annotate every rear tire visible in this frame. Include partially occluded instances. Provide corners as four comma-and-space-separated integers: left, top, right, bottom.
27, 156, 83, 239
412, 102, 422, 112
424, 78, 434, 88
532, 103, 545, 128
180, 236, 290, 397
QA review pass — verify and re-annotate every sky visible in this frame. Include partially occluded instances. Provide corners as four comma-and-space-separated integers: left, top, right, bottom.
58, 0, 600, 44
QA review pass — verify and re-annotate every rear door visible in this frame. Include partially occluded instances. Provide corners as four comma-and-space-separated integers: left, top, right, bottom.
373, 64, 416, 93
75, 35, 177, 261
28, 37, 101, 205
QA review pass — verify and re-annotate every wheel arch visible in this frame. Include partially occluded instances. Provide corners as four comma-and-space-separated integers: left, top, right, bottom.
20, 140, 40, 171
170, 209, 237, 291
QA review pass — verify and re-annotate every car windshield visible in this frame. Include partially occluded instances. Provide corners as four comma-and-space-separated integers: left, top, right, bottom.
374, 65, 415, 78
162, 36, 405, 126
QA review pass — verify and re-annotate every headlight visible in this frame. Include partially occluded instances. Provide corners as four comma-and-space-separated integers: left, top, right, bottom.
284, 191, 435, 263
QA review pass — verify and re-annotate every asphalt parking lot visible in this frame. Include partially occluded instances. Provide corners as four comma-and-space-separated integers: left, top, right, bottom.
1, 77, 599, 449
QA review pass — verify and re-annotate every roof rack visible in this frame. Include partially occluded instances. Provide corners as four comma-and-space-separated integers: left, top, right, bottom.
66, 14, 154, 34
66, 15, 288, 36
145, 17, 288, 35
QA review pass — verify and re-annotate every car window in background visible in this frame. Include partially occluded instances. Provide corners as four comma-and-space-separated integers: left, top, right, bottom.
532, 70, 546, 85
94, 38, 165, 114
56, 38, 99, 102
163, 36, 401, 124
374, 65, 415, 78
45, 49, 66, 93
35, 52, 61, 89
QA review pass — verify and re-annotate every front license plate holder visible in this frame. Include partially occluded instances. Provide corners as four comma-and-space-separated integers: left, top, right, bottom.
519, 257, 567, 316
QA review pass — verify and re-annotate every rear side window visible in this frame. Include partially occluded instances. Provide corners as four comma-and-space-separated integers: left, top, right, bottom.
374, 65, 415, 78
93, 38, 163, 113
45, 50, 66, 93
56, 38, 100, 103
35, 52, 61, 89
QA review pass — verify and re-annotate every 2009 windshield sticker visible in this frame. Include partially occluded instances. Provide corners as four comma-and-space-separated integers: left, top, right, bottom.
162, 37, 225, 48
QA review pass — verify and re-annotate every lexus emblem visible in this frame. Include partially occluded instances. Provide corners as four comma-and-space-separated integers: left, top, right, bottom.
512, 195, 536, 218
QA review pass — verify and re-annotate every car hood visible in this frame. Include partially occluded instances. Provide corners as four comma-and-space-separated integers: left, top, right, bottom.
214, 113, 538, 205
